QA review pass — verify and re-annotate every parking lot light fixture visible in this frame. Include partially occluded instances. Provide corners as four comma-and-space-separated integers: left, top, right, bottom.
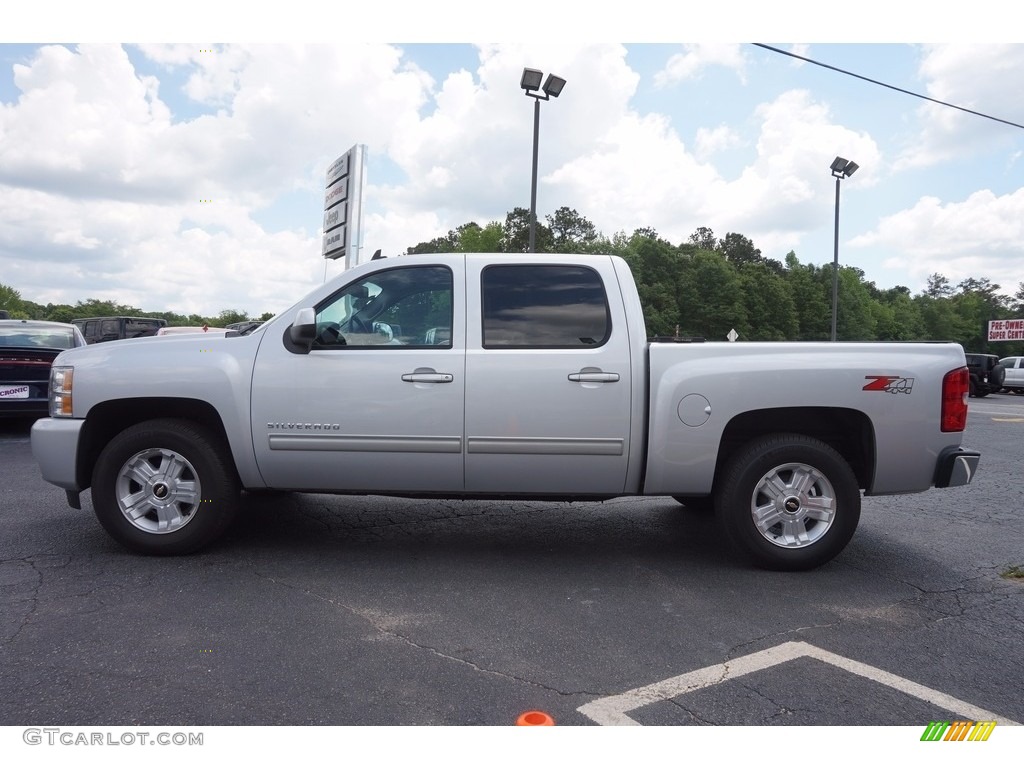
521, 67, 566, 253
830, 156, 858, 342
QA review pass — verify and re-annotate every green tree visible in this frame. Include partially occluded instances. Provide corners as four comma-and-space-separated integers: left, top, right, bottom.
502, 207, 552, 253
833, 267, 877, 340
217, 309, 250, 326
871, 287, 925, 340
953, 277, 1006, 351
718, 232, 762, 265
688, 226, 717, 251
456, 221, 503, 252
784, 252, 831, 340
925, 273, 954, 298
737, 261, 798, 340
0, 283, 26, 318
406, 230, 459, 254
546, 206, 598, 253
623, 233, 686, 337
677, 251, 747, 340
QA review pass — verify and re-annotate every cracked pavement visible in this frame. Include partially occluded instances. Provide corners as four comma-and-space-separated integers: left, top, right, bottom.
1, 399, 1022, 726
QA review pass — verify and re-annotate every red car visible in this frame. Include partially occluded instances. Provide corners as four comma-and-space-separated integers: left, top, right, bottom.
0, 320, 87, 418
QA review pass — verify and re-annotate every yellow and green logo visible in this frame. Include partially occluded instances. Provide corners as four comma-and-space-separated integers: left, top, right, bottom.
920, 720, 996, 742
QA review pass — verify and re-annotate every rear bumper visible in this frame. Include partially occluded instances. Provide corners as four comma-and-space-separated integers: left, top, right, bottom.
30, 417, 84, 492
934, 446, 981, 488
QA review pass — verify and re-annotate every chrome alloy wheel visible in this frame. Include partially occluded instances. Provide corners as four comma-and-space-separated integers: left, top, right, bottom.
114, 448, 202, 534
749, 462, 836, 548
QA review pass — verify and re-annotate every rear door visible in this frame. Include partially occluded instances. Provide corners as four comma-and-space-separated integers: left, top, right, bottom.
463, 256, 633, 495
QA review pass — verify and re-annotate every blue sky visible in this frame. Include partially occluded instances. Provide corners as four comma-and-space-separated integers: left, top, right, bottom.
1, 4, 1022, 316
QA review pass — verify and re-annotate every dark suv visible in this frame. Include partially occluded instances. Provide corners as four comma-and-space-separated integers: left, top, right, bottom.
72, 316, 166, 344
964, 353, 1005, 397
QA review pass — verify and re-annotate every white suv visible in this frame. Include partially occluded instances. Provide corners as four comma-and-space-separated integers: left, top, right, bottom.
999, 356, 1024, 394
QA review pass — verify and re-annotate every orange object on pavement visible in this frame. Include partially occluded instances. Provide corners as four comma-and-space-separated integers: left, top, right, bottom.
516, 711, 555, 726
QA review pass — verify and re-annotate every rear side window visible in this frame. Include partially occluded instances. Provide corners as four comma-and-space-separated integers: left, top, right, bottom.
481, 264, 610, 348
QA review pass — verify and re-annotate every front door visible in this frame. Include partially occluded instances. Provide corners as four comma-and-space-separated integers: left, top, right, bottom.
251, 261, 466, 492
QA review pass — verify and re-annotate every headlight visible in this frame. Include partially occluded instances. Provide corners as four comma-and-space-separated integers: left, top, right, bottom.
50, 366, 74, 417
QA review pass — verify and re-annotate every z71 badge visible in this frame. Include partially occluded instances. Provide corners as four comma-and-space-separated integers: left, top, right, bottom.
863, 375, 914, 394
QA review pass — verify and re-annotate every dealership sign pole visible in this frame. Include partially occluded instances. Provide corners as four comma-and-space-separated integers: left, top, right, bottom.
322, 144, 367, 270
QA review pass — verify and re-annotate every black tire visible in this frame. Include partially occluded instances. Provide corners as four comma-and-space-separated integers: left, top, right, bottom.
969, 376, 978, 397
1014, 389, 1024, 395
989, 364, 1005, 388
671, 495, 716, 513
716, 433, 860, 571
91, 418, 240, 555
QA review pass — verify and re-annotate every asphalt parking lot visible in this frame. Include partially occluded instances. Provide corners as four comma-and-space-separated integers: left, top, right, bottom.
1, 396, 1022, 727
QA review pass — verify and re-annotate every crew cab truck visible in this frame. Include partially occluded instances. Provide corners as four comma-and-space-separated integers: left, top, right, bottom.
31, 253, 980, 570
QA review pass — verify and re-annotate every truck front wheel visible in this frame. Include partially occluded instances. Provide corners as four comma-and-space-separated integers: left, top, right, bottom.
91, 418, 239, 555
716, 434, 860, 571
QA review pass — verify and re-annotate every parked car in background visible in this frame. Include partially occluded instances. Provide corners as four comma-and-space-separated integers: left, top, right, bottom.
155, 326, 228, 336
964, 353, 1005, 397
999, 356, 1024, 394
73, 316, 166, 344
1, 319, 86, 418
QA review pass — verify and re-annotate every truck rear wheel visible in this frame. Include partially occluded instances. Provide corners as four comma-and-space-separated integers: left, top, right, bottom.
716, 433, 860, 570
91, 418, 239, 555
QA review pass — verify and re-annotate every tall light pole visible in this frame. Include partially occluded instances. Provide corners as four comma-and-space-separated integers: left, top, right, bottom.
520, 68, 566, 253
830, 156, 859, 341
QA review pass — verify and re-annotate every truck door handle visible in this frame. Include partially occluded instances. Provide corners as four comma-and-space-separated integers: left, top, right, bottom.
402, 372, 454, 383
568, 371, 620, 383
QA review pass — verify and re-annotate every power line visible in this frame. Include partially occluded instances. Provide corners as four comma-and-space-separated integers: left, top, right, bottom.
752, 43, 1024, 132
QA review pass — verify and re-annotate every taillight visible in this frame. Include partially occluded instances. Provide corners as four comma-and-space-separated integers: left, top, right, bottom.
941, 367, 968, 432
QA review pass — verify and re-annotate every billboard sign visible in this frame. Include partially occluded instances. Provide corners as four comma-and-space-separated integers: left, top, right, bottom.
988, 319, 1024, 342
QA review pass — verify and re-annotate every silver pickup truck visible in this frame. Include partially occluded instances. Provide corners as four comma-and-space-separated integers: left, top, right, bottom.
31, 253, 980, 569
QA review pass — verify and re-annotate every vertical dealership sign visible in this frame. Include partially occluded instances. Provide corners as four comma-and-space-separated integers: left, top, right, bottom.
322, 144, 367, 269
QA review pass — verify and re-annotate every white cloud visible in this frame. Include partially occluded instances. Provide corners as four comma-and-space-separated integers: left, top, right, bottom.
653, 44, 747, 87
0, 43, 436, 315
546, 88, 881, 259
694, 125, 742, 159
851, 188, 1024, 290
896, 44, 1024, 170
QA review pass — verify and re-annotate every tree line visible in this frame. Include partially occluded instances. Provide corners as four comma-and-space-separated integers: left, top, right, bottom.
0, 287, 273, 330
3, 205, 1022, 355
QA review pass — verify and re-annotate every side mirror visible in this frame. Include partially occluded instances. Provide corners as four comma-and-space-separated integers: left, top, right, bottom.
287, 307, 317, 353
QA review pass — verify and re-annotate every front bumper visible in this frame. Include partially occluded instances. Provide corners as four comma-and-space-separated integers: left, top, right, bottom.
30, 417, 85, 492
934, 446, 981, 488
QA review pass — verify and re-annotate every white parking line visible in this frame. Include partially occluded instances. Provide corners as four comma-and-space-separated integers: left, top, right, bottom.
577, 641, 1022, 726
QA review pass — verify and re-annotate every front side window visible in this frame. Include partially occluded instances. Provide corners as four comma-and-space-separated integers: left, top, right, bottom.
481, 264, 610, 348
314, 266, 453, 348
